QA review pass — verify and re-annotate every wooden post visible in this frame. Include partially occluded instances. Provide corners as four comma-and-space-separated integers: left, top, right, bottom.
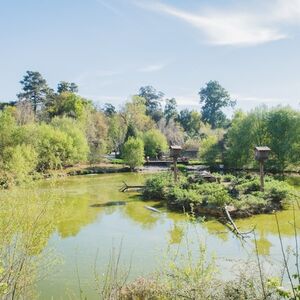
170, 145, 182, 184
260, 161, 264, 192
173, 157, 178, 183
255, 147, 270, 192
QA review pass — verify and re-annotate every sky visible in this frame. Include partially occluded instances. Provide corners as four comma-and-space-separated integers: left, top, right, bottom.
1, 0, 300, 112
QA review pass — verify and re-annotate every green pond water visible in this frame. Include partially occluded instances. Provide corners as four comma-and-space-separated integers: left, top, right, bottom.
1, 173, 300, 299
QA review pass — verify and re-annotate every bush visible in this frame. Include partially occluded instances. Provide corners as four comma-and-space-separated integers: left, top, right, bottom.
264, 180, 291, 203
110, 158, 125, 165
166, 186, 202, 207
143, 172, 298, 215
3, 144, 38, 185
233, 194, 267, 210
143, 173, 173, 200
199, 135, 221, 165
235, 178, 261, 194
143, 129, 168, 158
123, 137, 145, 171
51, 117, 89, 163
193, 183, 232, 207
36, 124, 74, 170
222, 174, 235, 182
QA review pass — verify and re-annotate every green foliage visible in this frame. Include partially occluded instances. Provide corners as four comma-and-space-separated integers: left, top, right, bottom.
264, 179, 291, 203
83, 111, 108, 163
3, 144, 38, 185
17, 71, 53, 114
46, 92, 92, 120
266, 107, 300, 172
36, 124, 74, 170
51, 117, 89, 163
123, 137, 145, 171
108, 114, 126, 154
199, 80, 236, 129
235, 178, 261, 193
167, 186, 202, 207
110, 158, 125, 164
57, 81, 78, 94
177, 109, 201, 137
143, 129, 168, 158
225, 107, 300, 172
199, 135, 221, 165
164, 98, 178, 123
36, 121, 88, 170
233, 194, 267, 210
138, 86, 164, 122
0, 107, 16, 155
103, 103, 116, 117
192, 183, 232, 207
144, 172, 298, 215
143, 173, 173, 199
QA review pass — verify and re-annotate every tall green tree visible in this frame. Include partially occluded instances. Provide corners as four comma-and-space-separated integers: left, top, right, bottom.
266, 107, 300, 172
199, 81, 235, 129
225, 108, 268, 168
103, 103, 116, 117
17, 71, 53, 114
123, 137, 145, 171
84, 111, 108, 163
138, 86, 164, 122
164, 98, 178, 123
143, 129, 168, 158
121, 95, 154, 132
45, 92, 92, 119
108, 114, 126, 155
199, 135, 221, 165
57, 81, 78, 93
177, 109, 201, 137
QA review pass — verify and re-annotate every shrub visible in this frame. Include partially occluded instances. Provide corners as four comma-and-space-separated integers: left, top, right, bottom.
222, 174, 235, 182
233, 194, 267, 210
199, 135, 221, 165
143, 173, 172, 200
193, 183, 232, 207
36, 124, 74, 170
110, 158, 125, 165
143, 129, 168, 158
123, 137, 145, 171
235, 178, 261, 194
3, 144, 38, 185
264, 180, 291, 203
166, 186, 202, 207
51, 117, 89, 163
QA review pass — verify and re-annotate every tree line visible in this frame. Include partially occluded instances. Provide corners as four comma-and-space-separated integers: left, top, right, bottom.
0, 70, 299, 187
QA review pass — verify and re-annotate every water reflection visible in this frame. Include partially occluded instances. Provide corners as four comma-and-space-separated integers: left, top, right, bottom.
0, 173, 299, 299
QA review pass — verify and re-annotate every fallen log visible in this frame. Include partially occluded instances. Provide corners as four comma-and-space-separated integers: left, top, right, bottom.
223, 205, 255, 238
144, 206, 161, 213
119, 181, 145, 192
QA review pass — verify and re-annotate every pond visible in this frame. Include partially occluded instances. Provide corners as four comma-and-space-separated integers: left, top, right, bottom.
1, 173, 300, 299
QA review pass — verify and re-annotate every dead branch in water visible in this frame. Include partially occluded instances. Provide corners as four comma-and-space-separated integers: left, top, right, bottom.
119, 181, 145, 192
222, 205, 255, 238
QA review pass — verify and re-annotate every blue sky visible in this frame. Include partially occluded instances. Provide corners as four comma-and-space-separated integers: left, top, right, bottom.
1, 0, 300, 112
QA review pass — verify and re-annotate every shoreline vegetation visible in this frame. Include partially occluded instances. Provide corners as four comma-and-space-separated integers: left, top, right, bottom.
142, 172, 300, 219
0, 72, 300, 298
1, 72, 300, 190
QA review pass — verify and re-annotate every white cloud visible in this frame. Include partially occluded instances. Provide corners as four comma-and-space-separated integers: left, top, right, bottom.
139, 63, 166, 73
134, 1, 300, 46
272, 0, 300, 22
233, 94, 283, 104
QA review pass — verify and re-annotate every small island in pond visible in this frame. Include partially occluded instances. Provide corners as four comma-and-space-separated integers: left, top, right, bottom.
143, 172, 299, 219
